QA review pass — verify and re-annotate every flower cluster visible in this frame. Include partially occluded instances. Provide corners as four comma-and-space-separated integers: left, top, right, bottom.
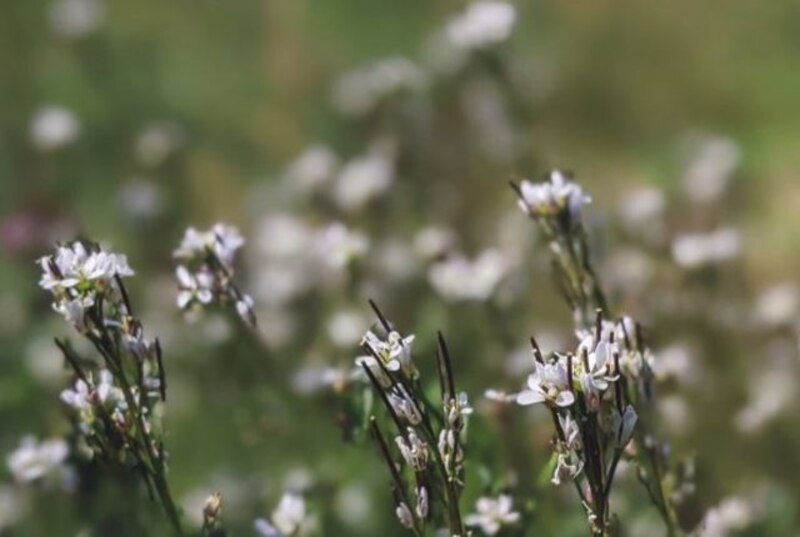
39, 239, 184, 536
354, 302, 471, 536
38, 241, 134, 333
173, 223, 256, 327
507, 312, 640, 534
515, 170, 591, 225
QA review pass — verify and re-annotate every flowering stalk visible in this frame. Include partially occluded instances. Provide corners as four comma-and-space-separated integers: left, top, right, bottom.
355, 301, 472, 536
39, 240, 185, 536
511, 172, 682, 536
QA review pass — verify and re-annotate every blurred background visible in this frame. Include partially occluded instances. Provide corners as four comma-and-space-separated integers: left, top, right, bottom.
2, 0, 800, 535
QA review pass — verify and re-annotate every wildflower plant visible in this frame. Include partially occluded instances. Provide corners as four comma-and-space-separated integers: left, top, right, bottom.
355, 301, 473, 536
509, 172, 685, 536
39, 240, 185, 536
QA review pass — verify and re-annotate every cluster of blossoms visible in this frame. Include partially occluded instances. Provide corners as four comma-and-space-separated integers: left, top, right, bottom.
38, 240, 184, 536
38, 241, 134, 333
173, 223, 256, 327
353, 303, 473, 536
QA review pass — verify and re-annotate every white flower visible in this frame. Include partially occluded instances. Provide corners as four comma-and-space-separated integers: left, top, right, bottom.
30, 106, 80, 151
314, 223, 369, 269
445, 1, 517, 51
552, 451, 583, 486
558, 413, 581, 451
682, 137, 740, 204
517, 170, 591, 221
576, 338, 618, 403
52, 295, 94, 333
49, 0, 104, 38
446, 392, 474, 426
331, 57, 426, 116
60, 379, 92, 411
271, 493, 307, 536
415, 486, 428, 519
388, 385, 423, 425
332, 145, 395, 211
516, 356, 574, 408
361, 330, 417, 378
672, 228, 741, 269
614, 405, 638, 447
428, 249, 510, 302
6, 436, 69, 484
326, 309, 369, 349
354, 355, 393, 389
395, 501, 414, 529
254, 518, 282, 537
174, 224, 244, 269
175, 265, 214, 309
135, 121, 184, 168
38, 243, 133, 332
285, 144, 339, 192
464, 494, 520, 535
210, 223, 245, 268
235, 294, 256, 327
484, 389, 518, 403
396, 429, 429, 471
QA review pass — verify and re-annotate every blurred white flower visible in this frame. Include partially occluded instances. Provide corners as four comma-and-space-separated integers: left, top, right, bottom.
326, 309, 369, 349
333, 145, 395, 211
413, 225, 456, 260
334, 484, 371, 527
331, 57, 426, 116
118, 178, 164, 220
682, 137, 740, 204
135, 121, 184, 168
617, 185, 666, 242
464, 494, 520, 535
695, 496, 753, 537
314, 223, 369, 269
6, 436, 70, 484
672, 228, 741, 269
445, 1, 517, 51
285, 144, 339, 192
373, 239, 419, 282
254, 214, 312, 260
735, 363, 797, 433
254, 493, 309, 537
174, 223, 244, 270
30, 106, 80, 151
753, 283, 800, 327
652, 343, 699, 385
175, 265, 214, 309
291, 363, 353, 395
428, 249, 509, 302
49, 0, 104, 38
